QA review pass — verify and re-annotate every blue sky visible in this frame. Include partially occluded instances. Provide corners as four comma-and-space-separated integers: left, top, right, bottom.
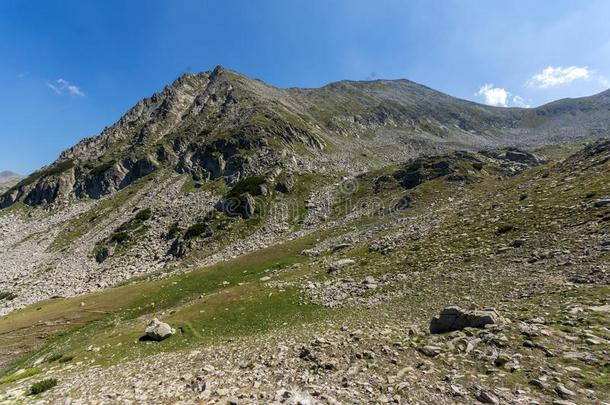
1, 0, 609, 174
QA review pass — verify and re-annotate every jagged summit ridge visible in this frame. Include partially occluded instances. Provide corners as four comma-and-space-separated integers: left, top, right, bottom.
59, 66, 232, 163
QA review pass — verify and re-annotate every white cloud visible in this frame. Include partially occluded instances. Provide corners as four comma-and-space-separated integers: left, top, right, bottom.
476, 84, 509, 107
526, 66, 608, 88
512, 95, 530, 108
475, 84, 530, 108
46, 78, 85, 96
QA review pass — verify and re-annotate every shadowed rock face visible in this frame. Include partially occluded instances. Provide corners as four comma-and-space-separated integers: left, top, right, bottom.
75, 156, 158, 199
430, 306, 501, 333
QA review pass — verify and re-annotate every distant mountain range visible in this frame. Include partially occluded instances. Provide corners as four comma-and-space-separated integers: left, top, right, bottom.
1, 65, 610, 209
0, 171, 22, 193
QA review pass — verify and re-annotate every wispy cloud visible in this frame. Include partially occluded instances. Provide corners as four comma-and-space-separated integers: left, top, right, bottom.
511, 95, 530, 108
526, 66, 608, 88
46, 78, 85, 96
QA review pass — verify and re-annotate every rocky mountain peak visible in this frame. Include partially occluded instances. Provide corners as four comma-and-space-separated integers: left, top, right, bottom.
3, 67, 610, 210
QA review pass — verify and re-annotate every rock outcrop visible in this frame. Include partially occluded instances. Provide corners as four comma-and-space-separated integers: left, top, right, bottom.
430, 306, 501, 334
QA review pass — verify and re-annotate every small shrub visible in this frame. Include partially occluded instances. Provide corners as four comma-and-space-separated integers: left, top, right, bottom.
496, 223, 515, 235
0, 291, 17, 301
134, 208, 152, 221
29, 378, 57, 395
184, 223, 211, 240
58, 355, 73, 363
472, 162, 484, 171
47, 354, 63, 363
110, 231, 130, 244
585, 191, 596, 199
166, 222, 181, 239
519, 193, 528, 201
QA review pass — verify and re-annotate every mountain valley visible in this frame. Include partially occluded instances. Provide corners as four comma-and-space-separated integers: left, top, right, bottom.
0, 67, 608, 404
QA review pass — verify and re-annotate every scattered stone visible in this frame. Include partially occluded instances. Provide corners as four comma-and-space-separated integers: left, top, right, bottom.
529, 379, 549, 390
332, 243, 352, 252
418, 345, 442, 357
187, 376, 206, 393
406, 325, 421, 336
145, 318, 175, 341
588, 304, 610, 313
450, 384, 466, 397
494, 353, 511, 367
476, 389, 499, 404
327, 259, 355, 273
555, 384, 575, 399
362, 276, 377, 289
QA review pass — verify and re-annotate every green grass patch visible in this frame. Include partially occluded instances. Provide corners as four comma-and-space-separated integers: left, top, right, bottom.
181, 177, 227, 196
46, 354, 63, 363
0, 367, 41, 385
0, 229, 334, 374
227, 175, 267, 198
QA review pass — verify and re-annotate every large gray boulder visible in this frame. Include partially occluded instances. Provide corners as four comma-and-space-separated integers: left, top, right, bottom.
145, 318, 175, 341
430, 306, 500, 334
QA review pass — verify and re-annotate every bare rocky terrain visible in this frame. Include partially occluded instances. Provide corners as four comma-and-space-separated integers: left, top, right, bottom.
0, 68, 608, 403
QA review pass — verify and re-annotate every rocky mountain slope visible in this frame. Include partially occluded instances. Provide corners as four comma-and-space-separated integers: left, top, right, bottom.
1, 67, 610, 316
0, 139, 607, 403
0, 67, 608, 403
